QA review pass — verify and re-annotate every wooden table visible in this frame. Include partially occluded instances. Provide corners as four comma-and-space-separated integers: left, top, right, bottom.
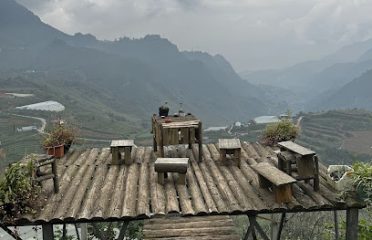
277, 141, 319, 191
110, 139, 134, 165
152, 115, 202, 161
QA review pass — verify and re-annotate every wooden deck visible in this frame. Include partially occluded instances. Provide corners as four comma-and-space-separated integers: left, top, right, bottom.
5, 142, 364, 226
143, 215, 240, 240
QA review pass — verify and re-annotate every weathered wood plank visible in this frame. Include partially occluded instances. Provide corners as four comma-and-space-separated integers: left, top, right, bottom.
149, 150, 166, 215
208, 144, 252, 209
202, 144, 241, 212
189, 147, 217, 213
122, 147, 143, 217
251, 162, 296, 187
93, 165, 120, 218
218, 139, 241, 149
79, 163, 109, 219
108, 166, 128, 218
54, 149, 99, 219
137, 147, 152, 216
278, 141, 315, 156
193, 145, 228, 212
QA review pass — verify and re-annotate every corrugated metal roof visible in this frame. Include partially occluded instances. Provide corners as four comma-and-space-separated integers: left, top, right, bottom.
6, 142, 363, 226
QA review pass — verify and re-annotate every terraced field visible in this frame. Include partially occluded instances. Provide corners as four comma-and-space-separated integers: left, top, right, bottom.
297, 110, 372, 165
0, 113, 43, 170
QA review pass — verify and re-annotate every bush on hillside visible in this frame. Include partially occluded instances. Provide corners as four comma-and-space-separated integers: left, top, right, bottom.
0, 159, 40, 220
261, 119, 299, 146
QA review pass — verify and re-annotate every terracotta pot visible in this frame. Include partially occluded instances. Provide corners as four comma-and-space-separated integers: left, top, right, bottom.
46, 144, 65, 158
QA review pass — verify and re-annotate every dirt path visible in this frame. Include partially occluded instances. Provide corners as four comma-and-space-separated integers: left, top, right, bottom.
10, 113, 47, 133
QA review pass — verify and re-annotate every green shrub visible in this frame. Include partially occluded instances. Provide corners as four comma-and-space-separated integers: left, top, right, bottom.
261, 119, 299, 146
0, 160, 39, 220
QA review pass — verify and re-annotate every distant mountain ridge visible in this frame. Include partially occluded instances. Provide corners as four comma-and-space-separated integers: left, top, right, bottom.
241, 36, 372, 112
312, 69, 372, 111
0, 0, 284, 125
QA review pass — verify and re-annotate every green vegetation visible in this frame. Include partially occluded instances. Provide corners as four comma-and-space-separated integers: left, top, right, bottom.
261, 119, 299, 146
0, 159, 39, 220
42, 123, 75, 148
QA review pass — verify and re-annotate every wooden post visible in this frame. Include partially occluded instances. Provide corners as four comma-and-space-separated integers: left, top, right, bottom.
124, 146, 132, 165
42, 224, 54, 240
0, 223, 22, 240
52, 159, 59, 193
111, 147, 119, 164
346, 208, 359, 240
80, 223, 88, 240
177, 173, 186, 185
158, 172, 165, 184
153, 136, 157, 152
188, 128, 192, 149
198, 122, 202, 162
276, 213, 286, 240
313, 155, 320, 191
74, 223, 81, 240
160, 126, 165, 157
270, 214, 278, 240
334, 210, 339, 240
117, 221, 129, 240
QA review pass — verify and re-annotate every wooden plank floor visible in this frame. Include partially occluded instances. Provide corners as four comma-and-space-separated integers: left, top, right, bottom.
143, 216, 240, 240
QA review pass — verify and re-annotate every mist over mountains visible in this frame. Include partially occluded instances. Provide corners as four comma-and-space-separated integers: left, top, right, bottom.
242, 37, 372, 112
0, 0, 287, 125
2, 0, 372, 124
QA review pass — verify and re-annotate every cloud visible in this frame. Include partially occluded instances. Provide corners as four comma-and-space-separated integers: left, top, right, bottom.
15, 0, 372, 71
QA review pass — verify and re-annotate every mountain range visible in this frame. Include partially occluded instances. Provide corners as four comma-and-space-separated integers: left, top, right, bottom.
0, 0, 287, 127
241, 38, 372, 112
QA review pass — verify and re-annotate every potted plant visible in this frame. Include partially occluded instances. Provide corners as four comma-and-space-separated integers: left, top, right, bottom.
42, 123, 75, 158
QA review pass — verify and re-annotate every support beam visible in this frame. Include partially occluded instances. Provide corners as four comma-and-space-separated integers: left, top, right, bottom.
244, 215, 270, 240
270, 214, 278, 240
74, 223, 81, 240
117, 221, 129, 240
249, 215, 270, 240
80, 223, 88, 240
333, 210, 339, 240
346, 208, 359, 240
0, 224, 23, 240
92, 223, 103, 240
276, 213, 286, 240
42, 224, 54, 240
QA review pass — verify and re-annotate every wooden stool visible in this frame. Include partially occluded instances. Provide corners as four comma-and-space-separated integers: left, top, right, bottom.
218, 139, 241, 162
252, 162, 296, 203
155, 158, 189, 185
110, 140, 134, 165
278, 141, 319, 191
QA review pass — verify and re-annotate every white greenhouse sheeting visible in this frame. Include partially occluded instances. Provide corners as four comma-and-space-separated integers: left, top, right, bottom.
16, 101, 65, 112
253, 115, 280, 124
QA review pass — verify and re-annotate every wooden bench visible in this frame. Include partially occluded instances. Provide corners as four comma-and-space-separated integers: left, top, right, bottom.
251, 162, 296, 203
110, 140, 134, 165
218, 139, 241, 162
278, 141, 319, 191
155, 158, 189, 185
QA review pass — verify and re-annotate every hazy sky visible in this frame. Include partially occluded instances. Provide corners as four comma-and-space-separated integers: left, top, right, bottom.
16, 0, 372, 72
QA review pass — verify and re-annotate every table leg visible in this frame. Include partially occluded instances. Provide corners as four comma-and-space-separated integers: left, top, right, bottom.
198, 122, 202, 162
160, 126, 165, 157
